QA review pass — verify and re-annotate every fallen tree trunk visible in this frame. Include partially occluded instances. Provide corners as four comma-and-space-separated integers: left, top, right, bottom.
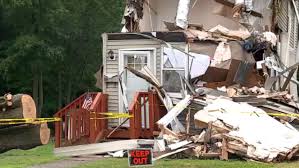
0, 123, 50, 153
0, 94, 36, 119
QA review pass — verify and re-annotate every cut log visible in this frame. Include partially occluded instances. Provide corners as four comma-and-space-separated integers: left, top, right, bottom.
0, 123, 50, 153
0, 94, 36, 119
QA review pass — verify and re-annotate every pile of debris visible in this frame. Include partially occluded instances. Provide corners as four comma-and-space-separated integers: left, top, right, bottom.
123, 63, 299, 162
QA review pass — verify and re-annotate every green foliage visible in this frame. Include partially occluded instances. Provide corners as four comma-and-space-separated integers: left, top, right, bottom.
0, 0, 125, 116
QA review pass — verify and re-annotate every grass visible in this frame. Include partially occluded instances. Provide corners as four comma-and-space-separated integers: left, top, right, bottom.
0, 142, 61, 168
76, 158, 299, 168
1, 143, 299, 168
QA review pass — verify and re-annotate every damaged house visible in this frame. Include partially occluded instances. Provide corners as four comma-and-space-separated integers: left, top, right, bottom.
55, 0, 299, 163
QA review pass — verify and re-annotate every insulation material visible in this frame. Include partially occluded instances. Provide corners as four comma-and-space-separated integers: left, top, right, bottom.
211, 42, 231, 67
262, 32, 277, 46
189, 52, 211, 79
176, 0, 191, 29
194, 98, 299, 162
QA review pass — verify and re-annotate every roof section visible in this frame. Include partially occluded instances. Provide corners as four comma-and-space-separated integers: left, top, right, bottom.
106, 32, 187, 42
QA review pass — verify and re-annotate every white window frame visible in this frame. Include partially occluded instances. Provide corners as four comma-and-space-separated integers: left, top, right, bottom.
161, 45, 189, 98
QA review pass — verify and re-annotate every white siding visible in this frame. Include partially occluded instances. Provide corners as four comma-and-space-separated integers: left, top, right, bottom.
278, 0, 289, 32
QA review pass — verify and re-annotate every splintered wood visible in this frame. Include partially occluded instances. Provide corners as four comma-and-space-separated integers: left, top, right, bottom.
193, 98, 299, 162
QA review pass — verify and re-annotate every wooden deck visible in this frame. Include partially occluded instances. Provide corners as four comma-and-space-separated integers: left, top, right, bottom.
54, 91, 165, 147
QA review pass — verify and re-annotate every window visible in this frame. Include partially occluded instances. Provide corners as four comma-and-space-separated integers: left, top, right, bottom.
162, 47, 188, 93
126, 54, 148, 71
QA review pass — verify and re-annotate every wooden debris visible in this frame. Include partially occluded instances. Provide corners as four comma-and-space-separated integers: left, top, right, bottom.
157, 95, 192, 129
168, 140, 192, 150
220, 138, 228, 160
193, 98, 299, 162
186, 108, 191, 134
54, 140, 140, 157
191, 131, 206, 143
153, 139, 166, 152
287, 145, 299, 160
153, 147, 190, 161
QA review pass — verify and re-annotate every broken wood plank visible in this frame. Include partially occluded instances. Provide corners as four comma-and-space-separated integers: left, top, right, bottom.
153, 147, 190, 161
196, 152, 221, 158
159, 126, 179, 138
191, 131, 206, 143
220, 138, 228, 160
157, 95, 192, 127
257, 91, 288, 98
54, 140, 139, 157
227, 141, 248, 154
287, 145, 299, 160
186, 108, 191, 134
168, 140, 192, 150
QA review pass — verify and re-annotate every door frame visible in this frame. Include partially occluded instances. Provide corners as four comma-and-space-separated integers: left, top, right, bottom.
118, 48, 156, 124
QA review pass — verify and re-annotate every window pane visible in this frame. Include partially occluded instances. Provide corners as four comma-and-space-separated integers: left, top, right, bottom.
163, 47, 186, 69
126, 54, 135, 64
163, 70, 184, 93
135, 64, 142, 70
135, 54, 147, 64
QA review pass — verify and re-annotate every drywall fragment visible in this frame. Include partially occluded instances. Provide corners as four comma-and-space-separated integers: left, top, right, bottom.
211, 42, 231, 66
189, 52, 210, 79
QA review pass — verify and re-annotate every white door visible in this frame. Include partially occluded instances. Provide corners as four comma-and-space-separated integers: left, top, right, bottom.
119, 50, 152, 127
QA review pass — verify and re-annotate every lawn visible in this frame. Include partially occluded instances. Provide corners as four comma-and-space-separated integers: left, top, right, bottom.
1, 143, 299, 168
76, 158, 299, 168
0, 142, 61, 168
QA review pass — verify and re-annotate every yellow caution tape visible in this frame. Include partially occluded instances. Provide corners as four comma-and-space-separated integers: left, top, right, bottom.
90, 112, 133, 120
0, 118, 61, 125
241, 112, 299, 118
159, 105, 299, 118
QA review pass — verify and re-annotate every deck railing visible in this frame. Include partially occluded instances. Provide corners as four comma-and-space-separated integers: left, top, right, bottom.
54, 91, 165, 147
54, 92, 107, 147
129, 91, 165, 139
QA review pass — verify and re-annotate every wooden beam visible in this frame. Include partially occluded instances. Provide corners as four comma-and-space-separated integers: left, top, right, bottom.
220, 138, 229, 160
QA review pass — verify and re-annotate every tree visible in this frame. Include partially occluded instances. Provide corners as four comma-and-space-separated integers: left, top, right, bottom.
0, 0, 124, 117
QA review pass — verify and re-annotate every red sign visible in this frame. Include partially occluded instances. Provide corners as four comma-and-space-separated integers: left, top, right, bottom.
128, 148, 153, 167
